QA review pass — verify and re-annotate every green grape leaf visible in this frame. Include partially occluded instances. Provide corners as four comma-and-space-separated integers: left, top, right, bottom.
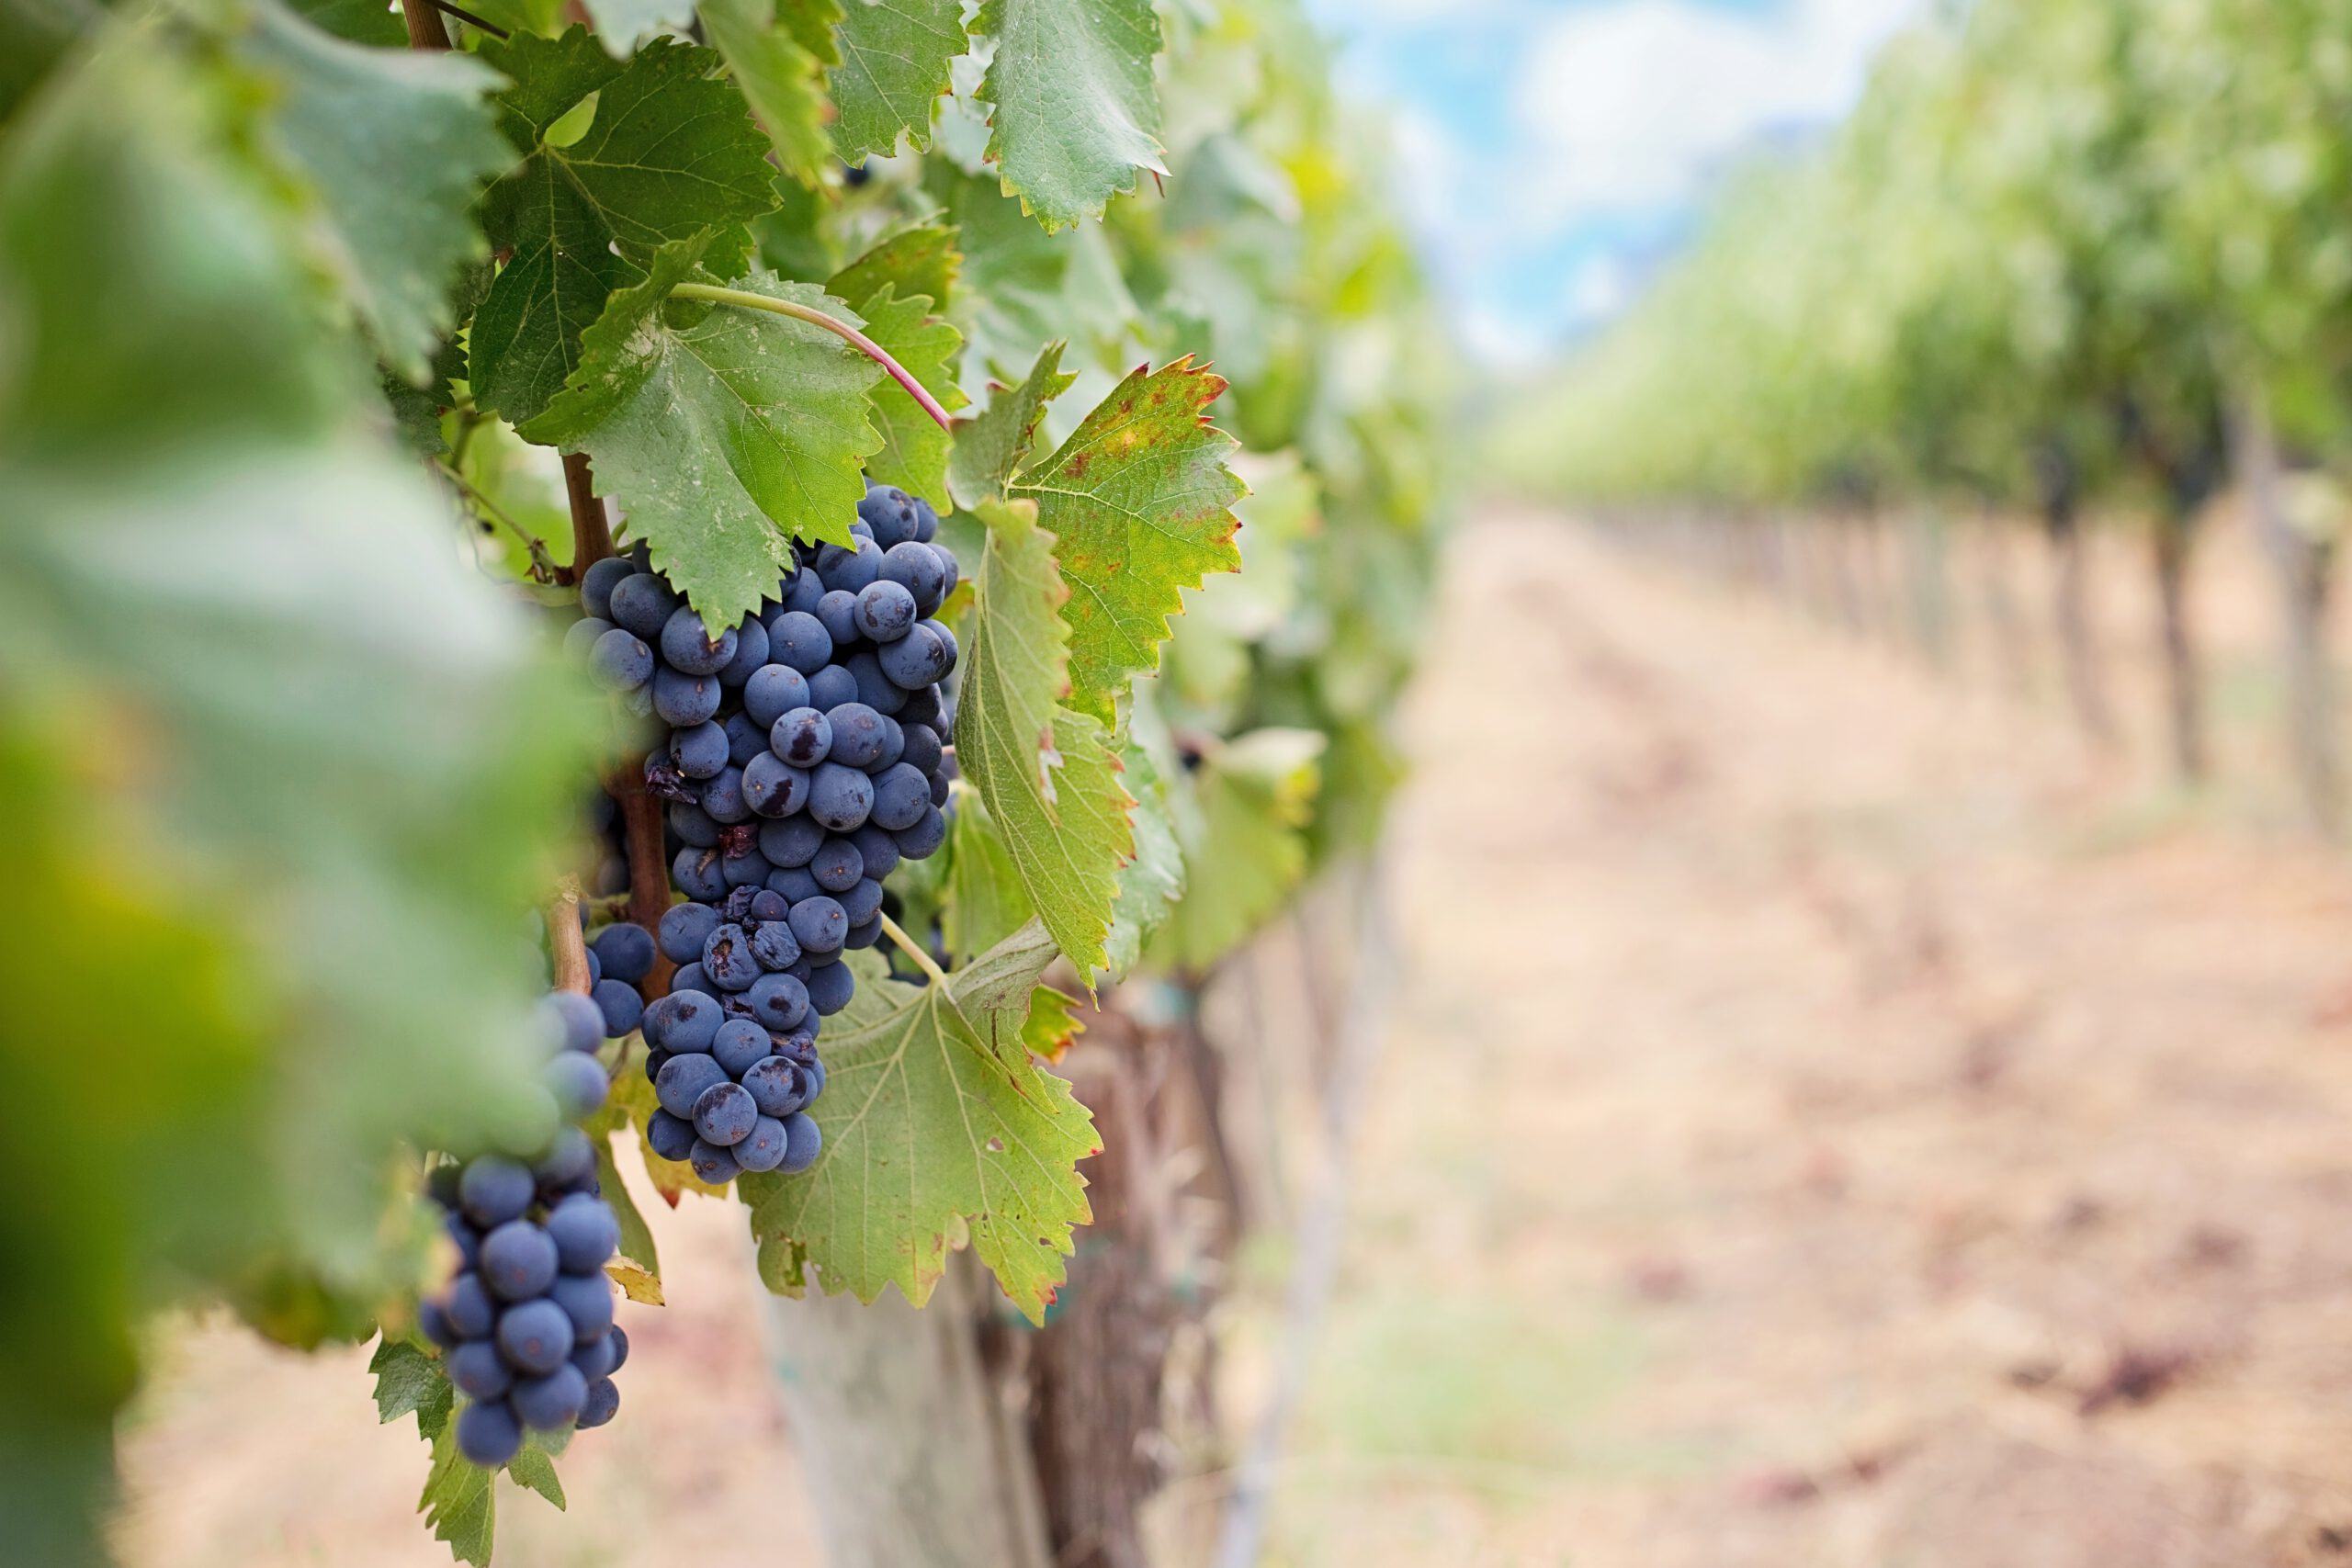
419, 1422, 497, 1566
506, 1443, 566, 1508
1020, 985, 1082, 1060
368, 1337, 453, 1439
828, 222, 960, 312
584, 1082, 663, 1302
1010, 358, 1245, 723
842, 285, 966, 503
946, 915, 1058, 1066
943, 791, 1035, 964
1102, 730, 1182, 979
947, 338, 1073, 510
829, 0, 965, 163
522, 241, 883, 630
953, 499, 1134, 978
741, 951, 1098, 1322
470, 30, 777, 424
1152, 728, 1323, 972
285, 0, 405, 47
243, 3, 512, 382
972, 0, 1165, 231
700, 0, 834, 185
580, 0, 695, 50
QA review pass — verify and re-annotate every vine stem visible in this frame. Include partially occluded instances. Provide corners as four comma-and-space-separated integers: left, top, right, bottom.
396, 0, 451, 49
434, 459, 560, 582
563, 452, 616, 573
877, 911, 951, 988
548, 876, 593, 995
671, 283, 956, 434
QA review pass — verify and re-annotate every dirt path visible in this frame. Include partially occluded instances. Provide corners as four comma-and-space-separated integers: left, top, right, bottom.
116, 509, 2352, 1568
1266, 512, 2352, 1567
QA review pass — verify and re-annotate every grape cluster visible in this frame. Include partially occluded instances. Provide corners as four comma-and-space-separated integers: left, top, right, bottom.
419, 942, 646, 1468
569, 482, 962, 1185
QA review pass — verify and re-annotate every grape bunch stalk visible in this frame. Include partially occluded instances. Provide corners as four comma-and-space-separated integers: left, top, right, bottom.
418, 923, 651, 1468
571, 481, 962, 1186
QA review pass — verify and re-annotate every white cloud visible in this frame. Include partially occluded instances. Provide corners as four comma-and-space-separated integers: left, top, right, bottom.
1510, 0, 1919, 229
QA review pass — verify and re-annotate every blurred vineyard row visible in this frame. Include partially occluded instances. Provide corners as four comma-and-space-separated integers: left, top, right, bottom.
1498, 0, 2352, 826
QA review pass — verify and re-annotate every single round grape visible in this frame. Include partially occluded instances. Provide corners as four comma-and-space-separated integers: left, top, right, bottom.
710, 1017, 771, 1077
912, 496, 942, 546
580, 555, 636, 619
735, 1116, 789, 1172
857, 486, 917, 547
746, 971, 809, 1032
645, 1108, 697, 1162
702, 924, 762, 992
836, 876, 885, 927
881, 540, 946, 615
660, 605, 738, 675
808, 763, 873, 832
766, 611, 834, 675
770, 706, 832, 768
652, 665, 720, 727
706, 765, 755, 824
606, 1325, 629, 1373
591, 924, 654, 985
759, 814, 825, 868
669, 720, 729, 780
606, 573, 679, 641
542, 990, 605, 1055
716, 615, 770, 685
899, 682, 944, 729
899, 723, 943, 777
749, 888, 790, 923
542, 1051, 609, 1120
672, 845, 728, 902
591, 978, 644, 1039
534, 1126, 596, 1193
741, 751, 809, 817
589, 627, 653, 691
930, 768, 953, 807
743, 663, 813, 728
447, 1213, 481, 1270
806, 960, 855, 1016
779, 567, 826, 615
445, 1271, 497, 1338
811, 590, 860, 650
550, 1271, 615, 1343
577, 1376, 621, 1429
869, 762, 932, 832
844, 916, 882, 951
725, 710, 769, 768
657, 905, 722, 968
669, 800, 723, 848
809, 836, 863, 893
818, 536, 884, 593
459, 1156, 536, 1227
448, 1339, 512, 1401
807, 662, 860, 711
511, 1363, 588, 1430
741, 1055, 808, 1118
823, 703, 888, 769
421, 1294, 457, 1348
688, 1139, 741, 1185
571, 1331, 617, 1383
849, 825, 900, 881
767, 865, 822, 905
496, 1299, 574, 1376
787, 896, 846, 955
481, 1220, 561, 1302
655, 1052, 729, 1118
693, 1080, 759, 1145
854, 579, 918, 642
457, 1398, 524, 1467
878, 623, 950, 689
720, 840, 771, 889
896, 803, 948, 859
671, 961, 715, 997
564, 615, 613, 660
843, 650, 908, 714
545, 1193, 619, 1274
778, 1111, 823, 1174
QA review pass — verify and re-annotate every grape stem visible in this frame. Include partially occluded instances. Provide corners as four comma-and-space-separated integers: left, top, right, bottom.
434, 459, 560, 583
877, 911, 951, 989
549, 876, 593, 995
670, 283, 956, 434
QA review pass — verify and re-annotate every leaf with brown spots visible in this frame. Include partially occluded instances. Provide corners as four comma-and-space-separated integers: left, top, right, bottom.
1009, 358, 1244, 723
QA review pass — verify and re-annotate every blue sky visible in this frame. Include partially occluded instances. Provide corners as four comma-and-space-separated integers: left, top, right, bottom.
1299, 0, 1925, 363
